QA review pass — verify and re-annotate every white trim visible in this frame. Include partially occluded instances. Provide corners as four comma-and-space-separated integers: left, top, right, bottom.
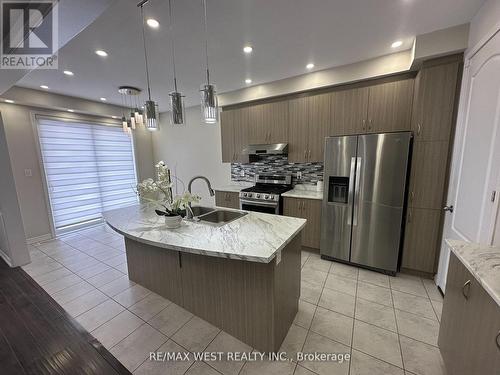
0, 248, 12, 267
26, 233, 53, 245
466, 22, 500, 60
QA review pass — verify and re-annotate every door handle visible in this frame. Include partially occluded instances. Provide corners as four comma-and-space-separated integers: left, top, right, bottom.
368, 119, 373, 131
417, 123, 422, 136
362, 119, 366, 131
308, 150, 311, 160
443, 205, 454, 213
303, 150, 307, 160
347, 157, 356, 226
462, 280, 471, 299
353, 157, 362, 226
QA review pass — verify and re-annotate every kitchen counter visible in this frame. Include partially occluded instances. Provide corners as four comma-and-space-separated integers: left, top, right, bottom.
213, 182, 253, 193
104, 204, 306, 263
446, 239, 500, 306
282, 185, 323, 200
104, 203, 304, 352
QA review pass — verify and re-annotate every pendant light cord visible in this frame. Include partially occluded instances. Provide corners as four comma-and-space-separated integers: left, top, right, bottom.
140, 5, 153, 100
168, 0, 178, 92
202, 0, 210, 84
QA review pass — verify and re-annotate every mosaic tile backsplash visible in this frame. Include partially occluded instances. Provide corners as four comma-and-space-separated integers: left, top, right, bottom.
231, 155, 324, 185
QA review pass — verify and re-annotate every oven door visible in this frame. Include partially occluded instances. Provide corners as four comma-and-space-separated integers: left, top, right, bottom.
240, 199, 279, 215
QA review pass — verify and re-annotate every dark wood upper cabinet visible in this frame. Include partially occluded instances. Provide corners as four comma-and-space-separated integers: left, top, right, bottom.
220, 110, 235, 163
247, 101, 288, 145
412, 61, 460, 141
288, 93, 331, 162
367, 79, 414, 133
331, 87, 369, 136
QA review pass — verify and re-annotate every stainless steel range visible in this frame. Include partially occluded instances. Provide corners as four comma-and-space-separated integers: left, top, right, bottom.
239, 174, 293, 215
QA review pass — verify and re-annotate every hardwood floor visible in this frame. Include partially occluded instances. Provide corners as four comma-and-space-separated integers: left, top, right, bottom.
0, 257, 131, 375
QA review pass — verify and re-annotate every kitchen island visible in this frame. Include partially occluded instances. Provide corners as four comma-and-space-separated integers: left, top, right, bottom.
104, 204, 306, 352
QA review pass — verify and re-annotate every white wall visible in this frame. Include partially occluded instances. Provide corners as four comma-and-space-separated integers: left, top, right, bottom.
152, 106, 231, 206
0, 113, 30, 267
469, 0, 500, 49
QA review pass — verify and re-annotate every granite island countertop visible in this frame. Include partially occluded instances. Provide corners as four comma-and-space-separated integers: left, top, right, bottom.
104, 204, 306, 263
446, 239, 500, 306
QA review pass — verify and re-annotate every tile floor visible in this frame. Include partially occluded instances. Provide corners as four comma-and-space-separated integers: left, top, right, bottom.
23, 224, 447, 375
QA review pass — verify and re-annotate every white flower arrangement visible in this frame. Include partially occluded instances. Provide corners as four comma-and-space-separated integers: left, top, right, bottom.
136, 161, 201, 217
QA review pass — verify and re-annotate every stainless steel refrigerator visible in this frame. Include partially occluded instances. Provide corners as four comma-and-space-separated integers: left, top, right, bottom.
320, 132, 412, 275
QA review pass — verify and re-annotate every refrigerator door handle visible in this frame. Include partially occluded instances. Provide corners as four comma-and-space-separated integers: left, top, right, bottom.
347, 157, 356, 225
353, 157, 362, 226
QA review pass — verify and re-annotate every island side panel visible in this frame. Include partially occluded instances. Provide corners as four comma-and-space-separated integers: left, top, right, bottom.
180, 251, 275, 351
273, 233, 301, 347
124, 238, 184, 306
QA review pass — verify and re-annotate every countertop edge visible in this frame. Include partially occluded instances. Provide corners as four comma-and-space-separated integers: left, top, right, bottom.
105, 217, 307, 264
446, 239, 500, 306
282, 191, 323, 200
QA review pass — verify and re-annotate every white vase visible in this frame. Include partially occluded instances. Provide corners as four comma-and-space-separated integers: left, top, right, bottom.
164, 215, 182, 229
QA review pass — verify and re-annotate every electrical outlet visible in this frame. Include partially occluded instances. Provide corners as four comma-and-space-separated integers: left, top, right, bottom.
240, 170, 245, 177
24, 169, 32, 177
297, 171, 302, 180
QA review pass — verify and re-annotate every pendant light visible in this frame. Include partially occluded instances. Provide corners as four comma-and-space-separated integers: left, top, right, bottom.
200, 0, 218, 124
168, 0, 185, 125
138, 1, 159, 131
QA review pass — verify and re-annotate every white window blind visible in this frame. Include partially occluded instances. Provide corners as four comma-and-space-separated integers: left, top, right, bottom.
37, 117, 138, 232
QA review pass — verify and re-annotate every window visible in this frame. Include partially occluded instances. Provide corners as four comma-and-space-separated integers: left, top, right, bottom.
37, 117, 138, 233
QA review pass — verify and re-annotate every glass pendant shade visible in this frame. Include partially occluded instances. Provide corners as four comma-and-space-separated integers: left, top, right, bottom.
130, 113, 136, 130
122, 116, 128, 133
145, 100, 159, 131
134, 108, 143, 125
169, 91, 185, 125
200, 83, 218, 124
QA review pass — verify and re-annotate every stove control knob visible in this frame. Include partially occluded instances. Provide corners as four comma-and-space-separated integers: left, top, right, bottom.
256, 194, 261, 198
264, 194, 269, 200
243, 193, 247, 197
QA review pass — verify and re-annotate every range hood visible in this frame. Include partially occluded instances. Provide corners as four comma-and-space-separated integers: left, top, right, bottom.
242, 143, 288, 155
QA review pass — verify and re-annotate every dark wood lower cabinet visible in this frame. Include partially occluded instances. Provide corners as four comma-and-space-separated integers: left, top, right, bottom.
215, 190, 240, 209
438, 252, 500, 375
283, 197, 322, 249
125, 235, 301, 352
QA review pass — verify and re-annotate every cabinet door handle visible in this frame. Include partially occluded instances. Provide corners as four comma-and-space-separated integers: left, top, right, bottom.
308, 150, 311, 160
410, 191, 415, 203
462, 280, 471, 300
362, 119, 366, 131
496, 331, 500, 350
304, 150, 307, 160
417, 123, 422, 136
368, 119, 373, 130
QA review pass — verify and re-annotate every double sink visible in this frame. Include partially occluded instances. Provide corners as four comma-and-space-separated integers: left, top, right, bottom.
189, 206, 247, 226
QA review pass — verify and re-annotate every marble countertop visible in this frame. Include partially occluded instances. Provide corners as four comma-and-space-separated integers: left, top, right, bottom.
282, 185, 323, 200
104, 204, 306, 263
446, 239, 500, 306
213, 182, 253, 193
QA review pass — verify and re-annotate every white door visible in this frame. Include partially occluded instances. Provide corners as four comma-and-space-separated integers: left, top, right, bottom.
436, 30, 500, 292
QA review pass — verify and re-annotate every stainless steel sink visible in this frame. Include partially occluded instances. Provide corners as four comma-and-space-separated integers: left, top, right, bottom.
198, 209, 247, 226
190, 206, 216, 217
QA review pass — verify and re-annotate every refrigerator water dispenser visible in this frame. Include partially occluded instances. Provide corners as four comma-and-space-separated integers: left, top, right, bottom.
328, 176, 349, 204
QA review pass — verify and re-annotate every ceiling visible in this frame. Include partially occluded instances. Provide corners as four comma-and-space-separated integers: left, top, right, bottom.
17, 0, 484, 110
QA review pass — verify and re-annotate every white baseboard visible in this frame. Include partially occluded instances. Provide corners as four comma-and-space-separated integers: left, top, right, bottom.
26, 233, 53, 245
0, 247, 12, 267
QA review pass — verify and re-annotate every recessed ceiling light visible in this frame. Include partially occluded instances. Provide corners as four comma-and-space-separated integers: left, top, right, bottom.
306, 63, 315, 70
147, 18, 159, 28
40, 85, 49, 89
100, 97, 107, 101
391, 40, 403, 48
63, 70, 74, 76
67, 109, 74, 112
95, 50, 108, 57
243, 45, 253, 54
245, 78, 252, 84
4, 99, 14, 103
